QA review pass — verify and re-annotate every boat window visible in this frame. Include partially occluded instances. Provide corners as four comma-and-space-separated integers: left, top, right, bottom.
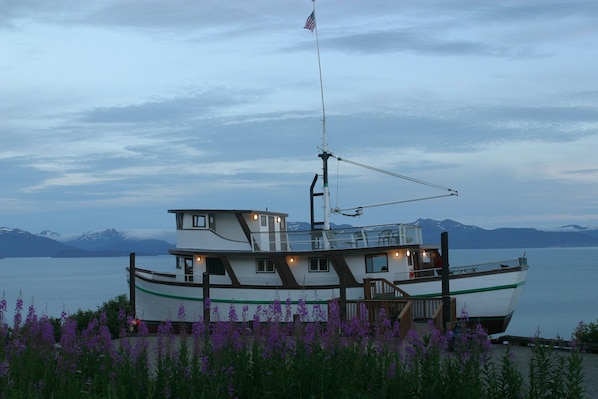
256, 258, 275, 273
260, 215, 267, 227
206, 257, 225, 275
365, 254, 388, 273
309, 258, 329, 272
192, 214, 207, 228
421, 250, 430, 263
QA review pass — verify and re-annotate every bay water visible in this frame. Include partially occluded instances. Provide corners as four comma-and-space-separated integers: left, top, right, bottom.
1, 248, 596, 339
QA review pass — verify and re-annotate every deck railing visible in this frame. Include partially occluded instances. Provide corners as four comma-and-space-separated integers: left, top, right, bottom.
251, 223, 423, 252
449, 258, 525, 274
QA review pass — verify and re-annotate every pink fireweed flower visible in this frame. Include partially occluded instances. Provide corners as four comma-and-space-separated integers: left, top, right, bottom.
302, 322, 317, 354
241, 305, 250, 322
0, 295, 6, 316
178, 303, 186, 320
212, 305, 220, 321
252, 305, 263, 335
268, 299, 283, 322
13, 296, 24, 331
40, 316, 56, 346
26, 303, 37, 324
117, 307, 126, 323
285, 297, 293, 322
228, 304, 238, 322
211, 320, 231, 352
156, 320, 175, 363
322, 300, 341, 349
460, 307, 470, 322
296, 297, 309, 322
312, 303, 325, 322
57, 318, 81, 374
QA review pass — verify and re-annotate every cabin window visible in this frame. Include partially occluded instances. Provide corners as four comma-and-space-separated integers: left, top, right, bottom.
365, 254, 388, 273
309, 258, 329, 272
256, 258, 275, 273
421, 251, 430, 263
206, 257, 225, 275
260, 215, 267, 227
192, 214, 207, 228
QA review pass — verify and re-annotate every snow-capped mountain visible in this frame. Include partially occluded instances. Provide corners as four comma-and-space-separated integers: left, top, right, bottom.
0, 227, 173, 258
2, 220, 598, 258
0, 227, 76, 257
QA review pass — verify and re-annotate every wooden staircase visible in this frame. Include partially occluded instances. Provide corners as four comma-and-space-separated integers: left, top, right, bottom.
330, 278, 456, 339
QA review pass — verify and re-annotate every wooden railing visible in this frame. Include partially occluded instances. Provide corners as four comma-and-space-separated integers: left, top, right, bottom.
329, 296, 456, 340
363, 278, 409, 300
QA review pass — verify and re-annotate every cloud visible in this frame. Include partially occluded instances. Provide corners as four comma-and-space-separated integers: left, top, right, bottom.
1, 0, 598, 232
78, 88, 261, 124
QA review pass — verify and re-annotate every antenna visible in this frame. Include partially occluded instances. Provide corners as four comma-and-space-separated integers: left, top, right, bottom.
305, 0, 331, 230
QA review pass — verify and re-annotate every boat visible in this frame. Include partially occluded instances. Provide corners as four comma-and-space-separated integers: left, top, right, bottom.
128, 144, 528, 334
128, 5, 528, 335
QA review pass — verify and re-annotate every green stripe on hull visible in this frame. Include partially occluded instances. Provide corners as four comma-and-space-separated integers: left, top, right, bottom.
410, 281, 526, 298
134, 280, 525, 305
135, 283, 328, 305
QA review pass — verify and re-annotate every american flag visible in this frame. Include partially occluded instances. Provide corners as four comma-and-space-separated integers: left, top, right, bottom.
303, 11, 316, 32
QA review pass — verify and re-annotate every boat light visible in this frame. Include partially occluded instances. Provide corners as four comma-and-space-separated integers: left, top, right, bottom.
276, 216, 281, 223
406, 250, 411, 257
196, 256, 202, 262
289, 256, 295, 264
253, 214, 259, 221
395, 250, 400, 257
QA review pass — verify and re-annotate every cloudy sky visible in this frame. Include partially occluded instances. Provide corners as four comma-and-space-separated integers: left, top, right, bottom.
2, 0, 598, 235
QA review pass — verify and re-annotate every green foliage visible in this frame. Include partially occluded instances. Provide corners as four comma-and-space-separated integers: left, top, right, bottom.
526, 335, 586, 399
0, 298, 589, 399
573, 319, 598, 344
64, 294, 129, 339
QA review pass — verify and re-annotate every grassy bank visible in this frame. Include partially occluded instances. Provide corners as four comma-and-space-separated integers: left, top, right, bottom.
0, 295, 587, 398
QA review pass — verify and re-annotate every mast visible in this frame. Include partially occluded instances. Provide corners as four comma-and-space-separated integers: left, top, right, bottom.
307, 0, 331, 231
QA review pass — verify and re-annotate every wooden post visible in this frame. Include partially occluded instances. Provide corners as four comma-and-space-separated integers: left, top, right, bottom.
202, 272, 210, 323
129, 252, 136, 318
363, 278, 372, 300
339, 274, 347, 322
441, 232, 451, 331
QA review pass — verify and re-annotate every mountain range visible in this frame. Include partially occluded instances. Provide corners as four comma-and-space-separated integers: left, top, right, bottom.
1, 219, 598, 258
0, 228, 173, 258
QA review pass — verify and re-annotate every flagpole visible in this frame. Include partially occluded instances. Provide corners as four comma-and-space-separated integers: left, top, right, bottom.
312, 1, 326, 152
309, 0, 331, 231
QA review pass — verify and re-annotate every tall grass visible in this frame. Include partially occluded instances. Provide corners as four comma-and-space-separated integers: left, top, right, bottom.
0, 295, 587, 398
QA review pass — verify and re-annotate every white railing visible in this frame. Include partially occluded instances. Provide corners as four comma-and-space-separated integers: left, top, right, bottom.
250, 223, 422, 253
449, 258, 524, 274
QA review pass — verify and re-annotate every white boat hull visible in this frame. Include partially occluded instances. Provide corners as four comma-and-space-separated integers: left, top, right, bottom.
132, 263, 527, 334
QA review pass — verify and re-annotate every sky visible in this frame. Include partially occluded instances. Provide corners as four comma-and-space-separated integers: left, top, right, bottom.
2, 0, 598, 236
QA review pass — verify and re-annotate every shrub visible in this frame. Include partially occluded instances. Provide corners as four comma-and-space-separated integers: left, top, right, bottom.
0, 296, 588, 398
65, 294, 129, 339
573, 319, 598, 344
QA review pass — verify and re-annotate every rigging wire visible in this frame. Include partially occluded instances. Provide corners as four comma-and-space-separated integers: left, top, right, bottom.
332, 193, 458, 214
333, 154, 458, 194
319, 149, 459, 217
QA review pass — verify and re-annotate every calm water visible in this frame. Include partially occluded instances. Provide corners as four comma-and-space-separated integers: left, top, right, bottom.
1, 248, 597, 339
